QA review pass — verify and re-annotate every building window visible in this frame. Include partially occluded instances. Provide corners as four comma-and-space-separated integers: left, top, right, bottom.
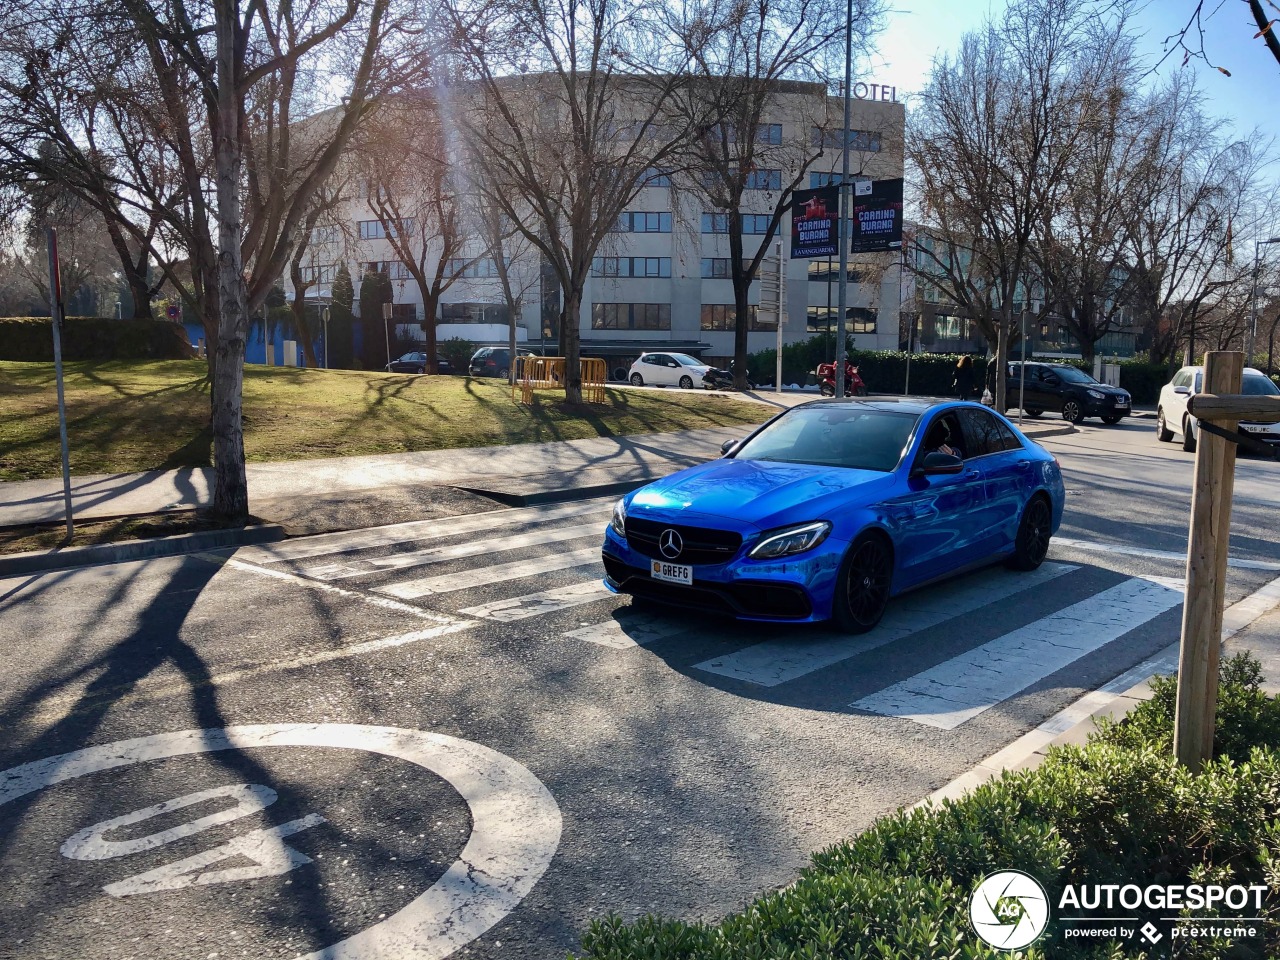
441, 302, 511, 324
701, 213, 774, 235
591, 302, 671, 330
299, 264, 338, 284
613, 211, 672, 233
810, 172, 844, 188
446, 258, 503, 279
807, 261, 864, 282
759, 123, 783, 145
641, 168, 672, 188
592, 257, 672, 278
363, 261, 411, 280
700, 258, 756, 279
310, 225, 341, 245
810, 128, 882, 152
358, 219, 415, 240
700, 304, 767, 331
392, 303, 418, 320
806, 306, 877, 334
744, 169, 782, 190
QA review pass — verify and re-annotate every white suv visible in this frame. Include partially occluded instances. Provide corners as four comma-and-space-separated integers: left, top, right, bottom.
1156, 366, 1280, 452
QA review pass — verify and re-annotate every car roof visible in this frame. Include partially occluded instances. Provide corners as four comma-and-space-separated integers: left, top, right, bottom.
1179, 365, 1267, 375
800, 397, 983, 415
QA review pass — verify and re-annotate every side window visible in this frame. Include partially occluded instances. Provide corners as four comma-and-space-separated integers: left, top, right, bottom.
1194, 372, 1202, 392
1172, 370, 1190, 388
992, 416, 1023, 452
958, 409, 1002, 458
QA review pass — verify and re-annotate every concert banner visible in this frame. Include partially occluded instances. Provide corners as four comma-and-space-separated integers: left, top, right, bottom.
790, 186, 839, 258
850, 177, 904, 253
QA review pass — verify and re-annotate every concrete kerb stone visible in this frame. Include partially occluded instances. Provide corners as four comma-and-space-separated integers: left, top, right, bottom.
0, 523, 286, 578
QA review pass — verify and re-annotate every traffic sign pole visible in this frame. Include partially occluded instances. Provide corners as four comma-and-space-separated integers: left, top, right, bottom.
45, 227, 74, 539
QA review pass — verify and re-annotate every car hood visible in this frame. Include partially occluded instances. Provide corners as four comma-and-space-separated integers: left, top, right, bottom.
627, 457, 893, 530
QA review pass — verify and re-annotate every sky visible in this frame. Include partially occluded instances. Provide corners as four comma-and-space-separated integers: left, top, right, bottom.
862, 0, 1280, 150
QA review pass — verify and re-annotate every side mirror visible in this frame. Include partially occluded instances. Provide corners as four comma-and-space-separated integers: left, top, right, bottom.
1044, 376, 1060, 386
912, 451, 964, 477
720, 439, 740, 456
1173, 385, 1190, 396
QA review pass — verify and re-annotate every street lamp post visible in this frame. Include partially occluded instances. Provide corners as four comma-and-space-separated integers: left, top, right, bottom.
1248, 237, 1280, 367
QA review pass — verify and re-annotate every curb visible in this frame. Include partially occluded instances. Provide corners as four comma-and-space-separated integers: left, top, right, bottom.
0, 523, 288, 578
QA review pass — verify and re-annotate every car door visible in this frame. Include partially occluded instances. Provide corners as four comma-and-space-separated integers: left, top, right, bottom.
1164, 368, 1194, 431
885, 411, 990, 589
648, 354, 675, 385
958, 408, 1028, 556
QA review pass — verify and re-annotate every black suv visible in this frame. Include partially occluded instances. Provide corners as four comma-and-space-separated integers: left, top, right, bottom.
1005, 362, 1132, 424
469, 346, 533, 378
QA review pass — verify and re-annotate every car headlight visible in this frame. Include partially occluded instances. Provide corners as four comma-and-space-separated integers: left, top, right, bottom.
1086, 389, 1105, 399
748, 521, 831, 559
610, 498, 627, 536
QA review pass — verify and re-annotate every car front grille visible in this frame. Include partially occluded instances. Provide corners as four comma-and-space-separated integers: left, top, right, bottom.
603, 552, 811, 619
624, 517, 742, 566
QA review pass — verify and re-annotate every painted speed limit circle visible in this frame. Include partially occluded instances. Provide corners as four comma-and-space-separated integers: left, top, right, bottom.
0, 724, 561, 960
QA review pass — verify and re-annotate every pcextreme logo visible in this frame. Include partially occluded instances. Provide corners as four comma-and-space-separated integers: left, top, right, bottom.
969, 871, 1051, 951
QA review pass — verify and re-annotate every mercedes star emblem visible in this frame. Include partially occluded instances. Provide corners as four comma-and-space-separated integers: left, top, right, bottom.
658, 529, 684, 560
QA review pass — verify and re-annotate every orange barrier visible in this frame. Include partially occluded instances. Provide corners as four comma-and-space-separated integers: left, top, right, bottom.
513, 355, 607, 404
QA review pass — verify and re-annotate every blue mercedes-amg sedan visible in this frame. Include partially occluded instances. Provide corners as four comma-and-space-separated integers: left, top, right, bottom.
601, 398, 1065, 632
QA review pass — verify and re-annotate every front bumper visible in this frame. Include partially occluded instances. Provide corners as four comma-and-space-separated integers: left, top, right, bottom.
600, 525, 845, 623
1083, 394, 1131, 416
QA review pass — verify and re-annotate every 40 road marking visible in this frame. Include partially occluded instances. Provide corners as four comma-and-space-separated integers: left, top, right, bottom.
0, 724, 562, 960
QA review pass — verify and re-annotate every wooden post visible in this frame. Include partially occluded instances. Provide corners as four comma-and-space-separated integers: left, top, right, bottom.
1173, 350, 1243, 770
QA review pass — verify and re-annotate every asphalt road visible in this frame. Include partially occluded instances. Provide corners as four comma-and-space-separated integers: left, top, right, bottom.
1, 416, 1277, 960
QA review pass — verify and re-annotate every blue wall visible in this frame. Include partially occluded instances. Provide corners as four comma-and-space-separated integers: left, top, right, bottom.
183, 319, 327, 367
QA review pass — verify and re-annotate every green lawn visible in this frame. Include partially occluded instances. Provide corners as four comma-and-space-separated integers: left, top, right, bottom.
0, 360, 771, 481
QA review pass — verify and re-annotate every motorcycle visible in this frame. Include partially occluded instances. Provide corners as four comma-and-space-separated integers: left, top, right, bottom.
816, 361, 867, 397
702, 365, 755, 391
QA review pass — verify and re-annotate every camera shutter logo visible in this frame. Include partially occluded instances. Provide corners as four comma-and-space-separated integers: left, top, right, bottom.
969, 871, 1050, 951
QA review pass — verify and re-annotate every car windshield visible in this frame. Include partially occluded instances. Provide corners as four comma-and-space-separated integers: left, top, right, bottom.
1243, 375, 1280, 396
734, 406, 919, 472
671, 354, 702, 366
1053, 366, 1098, 384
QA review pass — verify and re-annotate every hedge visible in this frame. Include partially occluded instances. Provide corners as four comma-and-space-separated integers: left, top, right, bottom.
747, 337, 1178, 404
577, 653, 1280, 960
0, 316, 194, 362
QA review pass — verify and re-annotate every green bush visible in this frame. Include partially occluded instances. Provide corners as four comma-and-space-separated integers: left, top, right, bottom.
438, 337, 476, 373
576, 654, 1280, 960
0, 317, 194, 362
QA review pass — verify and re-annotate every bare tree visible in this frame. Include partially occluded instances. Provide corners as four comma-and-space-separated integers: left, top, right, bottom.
446, 0, 705, 403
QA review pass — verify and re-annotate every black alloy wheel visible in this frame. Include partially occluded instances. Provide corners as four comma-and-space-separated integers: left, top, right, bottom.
1062, 400, 1085, 424
1102, 415, 1123, 425
834, 533, 893, 634
1156, 409, 1174, 442
630, 373, 644, 387
1024, 407, 1044, 418
1008, 496, 1052, 571
499, 367, 509, 379
679, 375, 694, 389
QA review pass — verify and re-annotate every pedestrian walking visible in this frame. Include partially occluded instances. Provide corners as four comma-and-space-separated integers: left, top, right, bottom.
952, 354, 976, 401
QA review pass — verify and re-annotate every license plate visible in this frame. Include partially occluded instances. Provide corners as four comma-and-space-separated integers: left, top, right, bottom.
1115, 400, 1128, 407
650, 559, 692, 585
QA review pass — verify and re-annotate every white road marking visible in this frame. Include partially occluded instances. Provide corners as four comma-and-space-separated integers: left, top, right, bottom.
376, 548, 602, 599
1052, 536, 1280, 572
852, 576, 1184, 729
237, 499, 613, 564
0, 725, 561, 960
563, 614, 691, 649
300, 524, 599, 581
459, 580, 611, 622
693, 563, 1078, 687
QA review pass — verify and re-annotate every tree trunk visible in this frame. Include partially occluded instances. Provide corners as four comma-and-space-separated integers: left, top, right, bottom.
422, 290, 439, 374
562, 288, 582, 404
211, 0, 249, 521
290, 290, 320, 368
729, 219, 749, 389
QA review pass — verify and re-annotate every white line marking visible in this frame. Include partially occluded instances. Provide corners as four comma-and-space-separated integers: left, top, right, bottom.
376, 548, 601, 599
236, 499, 613, 564
1052, 536, 1280, 572
459, 580, 611, 622
563, 614, 690, 649
300, 525, 600, 581
0, 725, 561, 960
853, 576, 1183, 729
693, 562, 1078, 687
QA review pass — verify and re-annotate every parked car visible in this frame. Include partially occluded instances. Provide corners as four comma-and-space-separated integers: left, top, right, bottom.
601, 398, 1064, 632
385, 352, 452, 375
469, 346, 535, 378
1156, 365, 1280, 453
627, 352, 712, 389
1005, 362, 1131, 424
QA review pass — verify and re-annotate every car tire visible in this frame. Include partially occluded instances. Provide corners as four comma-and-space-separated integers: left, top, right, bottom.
1007, 496, 1052, 571
832, 532, 893, 634
1156, 409, 1174, 442
498, 367, 509, 380
1062, 400, 1085, 424
1024, 407, 1044, 418
1182, 417, 1197, 452
630, 374, 644, 387
679, 375, 694, 389
1102, 415, 1123, 425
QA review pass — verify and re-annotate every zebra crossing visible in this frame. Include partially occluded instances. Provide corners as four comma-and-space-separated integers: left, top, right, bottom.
233, 496, 1225, 731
